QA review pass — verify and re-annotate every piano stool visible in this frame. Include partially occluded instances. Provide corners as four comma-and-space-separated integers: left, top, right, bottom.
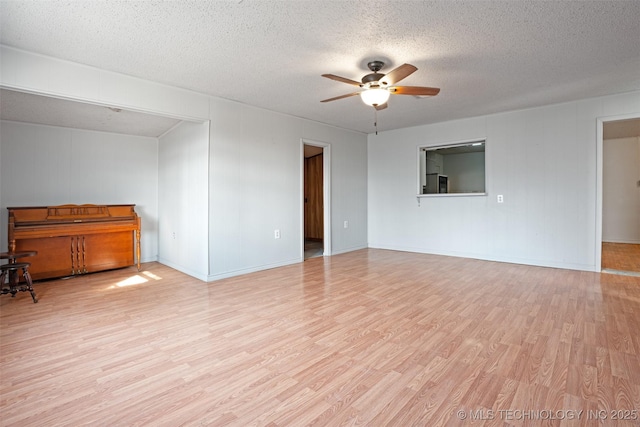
0, 262, 38, 303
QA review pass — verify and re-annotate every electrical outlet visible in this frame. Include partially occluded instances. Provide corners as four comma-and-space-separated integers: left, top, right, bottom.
344, 220, 349, 229
274, 229, 281, 239
172, 232, 176, 239
497, 195, 504, 203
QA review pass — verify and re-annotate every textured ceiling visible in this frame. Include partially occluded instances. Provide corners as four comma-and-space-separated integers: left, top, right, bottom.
1, 1, 639, 135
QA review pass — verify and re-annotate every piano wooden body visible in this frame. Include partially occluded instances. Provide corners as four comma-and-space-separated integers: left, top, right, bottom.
8, 204, 141, 280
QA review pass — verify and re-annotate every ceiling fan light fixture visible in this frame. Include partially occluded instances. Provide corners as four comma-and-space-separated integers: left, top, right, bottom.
360, 88, 390, 107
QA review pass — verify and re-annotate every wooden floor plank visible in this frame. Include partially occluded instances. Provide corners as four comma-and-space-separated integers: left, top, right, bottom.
2, 249, 639, 426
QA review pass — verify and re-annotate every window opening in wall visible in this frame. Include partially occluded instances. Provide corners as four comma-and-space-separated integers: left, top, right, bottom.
419, 140, 486, 195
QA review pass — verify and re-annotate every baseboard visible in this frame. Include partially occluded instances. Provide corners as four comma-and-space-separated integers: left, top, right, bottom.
157, 258, 208, 282
368, 243, 597, 272
207, 257, 302, 282
330, 244, 368, 256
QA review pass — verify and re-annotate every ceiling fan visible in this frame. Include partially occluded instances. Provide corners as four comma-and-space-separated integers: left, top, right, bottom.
321, 61, 440, 110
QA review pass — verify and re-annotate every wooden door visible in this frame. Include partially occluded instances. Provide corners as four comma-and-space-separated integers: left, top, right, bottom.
304, 153, 323, 240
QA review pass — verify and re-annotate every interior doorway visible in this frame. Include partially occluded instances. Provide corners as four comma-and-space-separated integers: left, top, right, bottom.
598, 117, 640, 275
302, 140, 331, 259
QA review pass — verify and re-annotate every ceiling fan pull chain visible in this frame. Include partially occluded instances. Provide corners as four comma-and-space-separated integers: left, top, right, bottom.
374, 109, 378, 135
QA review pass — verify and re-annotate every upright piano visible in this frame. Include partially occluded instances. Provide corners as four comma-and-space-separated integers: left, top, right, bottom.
8, 204, 141, 280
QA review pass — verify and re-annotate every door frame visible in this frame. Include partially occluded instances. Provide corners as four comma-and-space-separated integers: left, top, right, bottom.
301, 138, 331, 258
595, 112, 640, 272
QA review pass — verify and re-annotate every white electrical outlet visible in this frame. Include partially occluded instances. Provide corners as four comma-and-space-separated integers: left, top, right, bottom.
344, 220, 349, 229
274, 229, 281, 239
497, 195, 504, 203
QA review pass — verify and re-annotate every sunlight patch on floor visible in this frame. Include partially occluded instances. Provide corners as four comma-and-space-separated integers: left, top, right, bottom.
107, 270, 164, 289
114, 275, 148, 288
142, 271, 162, 280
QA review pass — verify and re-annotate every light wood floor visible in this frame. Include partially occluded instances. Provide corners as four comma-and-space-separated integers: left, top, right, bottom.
602, 243, 640, 274
2, 249, 639, 426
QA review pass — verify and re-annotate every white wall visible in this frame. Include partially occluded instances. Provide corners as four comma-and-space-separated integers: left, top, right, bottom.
208, 98, 368, 280
0, 47, 369, 282
603, 136, 640, 243
158, 121, 210, 279
0, 120, 159, 261
368, 91, 640, 271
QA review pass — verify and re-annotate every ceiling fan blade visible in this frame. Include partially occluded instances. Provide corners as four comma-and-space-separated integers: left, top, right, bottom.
322, 74, 362, 86
389, 86, 440, 96
380, 63, 417, 86
375, 103, 388, 111
320, 92, 361, 103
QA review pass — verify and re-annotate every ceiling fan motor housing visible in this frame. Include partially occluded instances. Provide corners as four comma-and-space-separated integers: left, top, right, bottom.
362, 73, 385, 85
362, 61, 386, 86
